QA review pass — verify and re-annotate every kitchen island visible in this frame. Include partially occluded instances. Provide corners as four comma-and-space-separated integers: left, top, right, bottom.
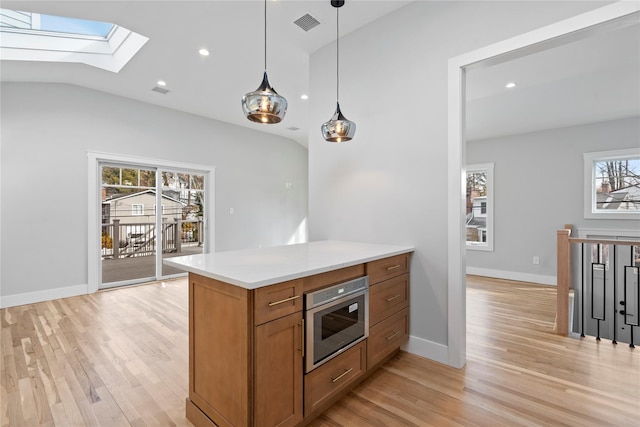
165, 240, 413, 427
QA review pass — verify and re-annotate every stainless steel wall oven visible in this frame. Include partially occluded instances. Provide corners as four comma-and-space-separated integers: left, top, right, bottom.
304, 276, 369, 373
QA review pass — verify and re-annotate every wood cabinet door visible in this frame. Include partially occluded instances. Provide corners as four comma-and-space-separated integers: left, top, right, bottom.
255, 312, 304, 427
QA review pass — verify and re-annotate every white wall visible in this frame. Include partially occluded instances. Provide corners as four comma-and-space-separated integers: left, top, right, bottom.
466, 117, 640, 284
308, 1, 609, 362
0, 82, 308, 305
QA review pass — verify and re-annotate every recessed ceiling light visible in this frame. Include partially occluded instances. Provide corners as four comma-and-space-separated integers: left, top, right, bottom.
157, 80, 167, 87
199, 48, 210, 56
505, 82, 517, 89
300, 94, 309, 100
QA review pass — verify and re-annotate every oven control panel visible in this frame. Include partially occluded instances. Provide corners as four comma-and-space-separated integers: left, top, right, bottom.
305, 276, 369, 309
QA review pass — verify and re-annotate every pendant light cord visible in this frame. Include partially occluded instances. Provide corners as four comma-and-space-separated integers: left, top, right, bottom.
264, 0, 267, 71
336, 6, 340, 102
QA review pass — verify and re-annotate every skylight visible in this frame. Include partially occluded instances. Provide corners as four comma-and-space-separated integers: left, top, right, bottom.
0, 9, 147, 73
1, 9, 115, 37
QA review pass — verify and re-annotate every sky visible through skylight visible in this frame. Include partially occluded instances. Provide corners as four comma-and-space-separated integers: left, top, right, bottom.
38, 13, 114, 37
0, 9, 114, 37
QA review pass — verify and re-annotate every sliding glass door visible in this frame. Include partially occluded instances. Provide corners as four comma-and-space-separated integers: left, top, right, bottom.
160, 170, 205, 277
99, 162, 207, 289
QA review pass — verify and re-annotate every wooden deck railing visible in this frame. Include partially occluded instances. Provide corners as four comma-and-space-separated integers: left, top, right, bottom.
101, 218, 203, 260
556, 224, 639, 346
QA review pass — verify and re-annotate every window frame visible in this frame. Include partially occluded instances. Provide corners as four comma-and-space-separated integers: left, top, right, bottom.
466, 163, 494, 252
583, 148, 640, 220
131, 203, 144, 216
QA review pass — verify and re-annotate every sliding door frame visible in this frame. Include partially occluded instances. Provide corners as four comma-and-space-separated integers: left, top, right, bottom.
87, 151, 215, 293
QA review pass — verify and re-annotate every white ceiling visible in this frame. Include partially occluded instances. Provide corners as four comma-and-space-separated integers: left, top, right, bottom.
0, 0, 412, 147
1, 1, 638, 146
466, 17, 640, 141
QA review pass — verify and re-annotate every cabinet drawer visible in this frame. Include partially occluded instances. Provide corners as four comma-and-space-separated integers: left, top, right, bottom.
368, 307, 409, 368
254, 279, 303, 326
304, 341, 366, 416
366, 253, 410, 285
370, 273, 409, 325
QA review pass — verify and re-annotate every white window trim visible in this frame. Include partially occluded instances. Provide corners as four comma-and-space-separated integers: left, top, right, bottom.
1, 12, 148, 74
466, 163, 494, 252
131, 203, 144, 216
583, 148, 640, 220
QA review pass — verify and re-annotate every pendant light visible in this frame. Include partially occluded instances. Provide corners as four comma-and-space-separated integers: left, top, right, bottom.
321, 0, 356, 142
242, 0, 287, 124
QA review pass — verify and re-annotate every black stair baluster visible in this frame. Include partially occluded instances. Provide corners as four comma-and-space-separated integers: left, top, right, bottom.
591, 244, 605, 342
626, 247, 638, 348
613, 244, 617, 345
581, 243, 585, 338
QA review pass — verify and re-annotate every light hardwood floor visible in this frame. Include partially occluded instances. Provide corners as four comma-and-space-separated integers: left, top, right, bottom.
2, 276, 638, 426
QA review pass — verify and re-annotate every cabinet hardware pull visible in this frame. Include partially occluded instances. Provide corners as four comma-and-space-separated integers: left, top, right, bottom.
386, 294, 401, 302
300, 318, 305, 358
268, 295, 300, 307
386, 331, 400, 341
386, 265, 401, 271
331, 368, 353, 383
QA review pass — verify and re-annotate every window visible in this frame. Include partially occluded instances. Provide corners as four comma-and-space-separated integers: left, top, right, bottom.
131, 204, 144, 216
466, 163, 494, 251
584, 149, 640, 220
153, 204, 166, 215
101, 203, 110, 224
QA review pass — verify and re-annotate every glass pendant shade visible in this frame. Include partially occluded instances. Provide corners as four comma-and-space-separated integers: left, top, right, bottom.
242, 0, 287, 124
321, 102, 356, 143
322, 0, 355, 142
242, 71, 287, 124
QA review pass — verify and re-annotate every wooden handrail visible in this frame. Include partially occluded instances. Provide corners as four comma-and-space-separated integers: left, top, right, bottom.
555, 224, 572, 335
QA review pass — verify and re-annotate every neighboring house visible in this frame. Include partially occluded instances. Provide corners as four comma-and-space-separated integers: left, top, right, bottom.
102, 189, 185, 229
596, 185, 640, 211
466, 195, 487, 243
102, 190, 187, 248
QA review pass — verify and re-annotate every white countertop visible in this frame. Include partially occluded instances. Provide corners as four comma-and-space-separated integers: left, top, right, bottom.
163, 240, 413, 289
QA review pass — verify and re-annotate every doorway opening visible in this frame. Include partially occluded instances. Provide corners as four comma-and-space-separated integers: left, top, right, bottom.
447, 3, 639, 368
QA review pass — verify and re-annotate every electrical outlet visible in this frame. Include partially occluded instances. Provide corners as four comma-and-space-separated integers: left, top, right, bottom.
533, 256, 540, 265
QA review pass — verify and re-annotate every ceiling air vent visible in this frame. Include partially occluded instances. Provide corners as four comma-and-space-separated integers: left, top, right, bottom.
294, 14, 320, 32
152, 86, 169, 94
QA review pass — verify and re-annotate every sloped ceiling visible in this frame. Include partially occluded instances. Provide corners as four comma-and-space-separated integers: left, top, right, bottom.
1, 1, 638, 146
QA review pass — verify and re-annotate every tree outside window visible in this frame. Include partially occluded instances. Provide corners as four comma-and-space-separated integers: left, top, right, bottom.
466, 163, 494, 251
584, 149, 640, 219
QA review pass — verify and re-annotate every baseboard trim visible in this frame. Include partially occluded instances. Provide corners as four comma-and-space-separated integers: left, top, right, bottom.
403, 335, 449, 365
0, 284, 89, 308
466, 266, 556, 286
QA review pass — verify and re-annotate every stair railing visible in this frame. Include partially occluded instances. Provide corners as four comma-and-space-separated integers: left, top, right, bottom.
556, 224, 639, 347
